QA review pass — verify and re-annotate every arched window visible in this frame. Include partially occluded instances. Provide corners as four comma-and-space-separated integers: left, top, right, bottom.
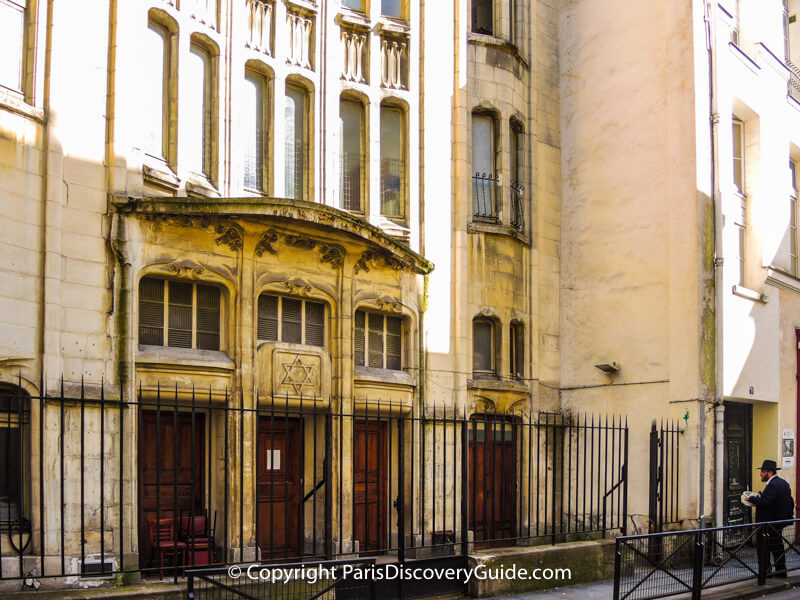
380, 103, 406, 221
340, 98, 366, 212
472, 317, 496, 375
510, 321, 524, 379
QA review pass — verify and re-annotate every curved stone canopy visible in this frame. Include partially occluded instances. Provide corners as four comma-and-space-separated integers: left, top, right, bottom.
112, 195, 434, 275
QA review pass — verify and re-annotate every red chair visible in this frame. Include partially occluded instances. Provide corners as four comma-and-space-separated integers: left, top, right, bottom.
179, 511, 216, 566
147, 518, 186, 580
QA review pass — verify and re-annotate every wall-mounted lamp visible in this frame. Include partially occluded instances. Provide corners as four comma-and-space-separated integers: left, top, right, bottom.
595, 361, 620, 373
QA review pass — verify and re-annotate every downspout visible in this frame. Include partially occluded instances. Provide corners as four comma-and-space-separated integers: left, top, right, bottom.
705, 0, 725, 527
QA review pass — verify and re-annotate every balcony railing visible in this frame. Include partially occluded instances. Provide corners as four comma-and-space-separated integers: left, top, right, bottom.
788, 58, 800, 103
510, 181, 524, 231
472, 172, 498, 220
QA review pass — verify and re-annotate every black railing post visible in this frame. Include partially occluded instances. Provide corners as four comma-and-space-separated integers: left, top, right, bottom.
397, 416, 405, 563
648, 421, 658, 534
325, 410, 333, 559
461, 414, 469, 558
613, 540, 621, 600
622, 420, 629, 535
691, 531, 704, 600
187, 571, 195, 599
757, 524, 769, 585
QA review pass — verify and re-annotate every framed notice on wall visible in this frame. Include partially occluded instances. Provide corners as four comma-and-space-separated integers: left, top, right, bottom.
783, 429, 795, 469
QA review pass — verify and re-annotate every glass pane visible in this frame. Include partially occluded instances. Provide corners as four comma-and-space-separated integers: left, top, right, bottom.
732, 121, 743, 194
380, 107, 404, 218
340, 100, 363, 211
285, 85, 306, 199
472, 115, 493, 175
473, 320, 493, 372
342, 0, 363, 9
382, 0, 403, 17
144, 22, 167, 158
0, 0, 24, 93
243, 71, 264, 190
185, 44, 210, 174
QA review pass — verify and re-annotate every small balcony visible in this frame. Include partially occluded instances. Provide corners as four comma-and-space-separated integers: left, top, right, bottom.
472, 172, 498, 220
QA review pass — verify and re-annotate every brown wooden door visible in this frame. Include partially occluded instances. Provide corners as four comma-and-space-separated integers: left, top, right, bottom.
468, 418, 516, 547
138, 410, 205, 567
257, 417, 302, 558
353, 420, 387, 553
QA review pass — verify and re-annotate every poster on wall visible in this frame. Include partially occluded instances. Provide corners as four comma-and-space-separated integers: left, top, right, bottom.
782, 429, 795, 469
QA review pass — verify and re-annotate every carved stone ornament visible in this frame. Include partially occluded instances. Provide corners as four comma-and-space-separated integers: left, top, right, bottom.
255, 230, 280, 256
255, 229, 345, 269
215, 224, 244, 251
353, 249, 412, 275
274, 351, 321, 397
479, 307, 496, 317
284, 277, 312, 296
167, 260, 206, 279
374, 295, 403, 313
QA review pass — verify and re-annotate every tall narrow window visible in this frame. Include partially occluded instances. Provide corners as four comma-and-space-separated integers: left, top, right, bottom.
473, 318, 494, 375
380, 105, 405, 220
732, 119, 745, 284
340, 99, 364, 212
186, 43, 213, 177
510, 321, 524, 379
354, 310, 402, 370
0, 385, 28, 530
144, 20, 169, 159
382, 0, 403, 18
472, 114, 496, 219
0, 0, 25, 93
138, 278, 221, 351
243, 70, 268, 191
257, 295, 326, 347
285, 85, 307, 200
471, 0, 493, 35
792, 159, 798, 275
510, 122, 523, 230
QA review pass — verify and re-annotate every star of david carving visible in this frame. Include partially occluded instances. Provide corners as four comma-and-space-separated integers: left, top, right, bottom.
280, 354, 316, 394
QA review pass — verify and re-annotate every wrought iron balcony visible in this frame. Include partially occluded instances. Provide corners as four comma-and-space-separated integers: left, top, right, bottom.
510, 181, 524, 231
472, 172, 498, 220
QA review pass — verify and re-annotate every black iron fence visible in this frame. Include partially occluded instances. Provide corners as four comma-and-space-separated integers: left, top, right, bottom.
0, 377, 629, 585
648, 420, 681, 534
614, 519, 800, 600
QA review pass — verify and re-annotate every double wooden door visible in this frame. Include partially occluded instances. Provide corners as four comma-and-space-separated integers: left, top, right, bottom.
257, 417, 303, 558
468, 418, 516, 546
138, 410, 205, 567
353, 420, 388, 553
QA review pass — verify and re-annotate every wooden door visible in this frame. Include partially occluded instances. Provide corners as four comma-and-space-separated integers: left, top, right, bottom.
468, 417, 516, 547
257, 417, 302, 558
138, 410, 205, 567
724, 402, 752, 526
353, 420, 387, 553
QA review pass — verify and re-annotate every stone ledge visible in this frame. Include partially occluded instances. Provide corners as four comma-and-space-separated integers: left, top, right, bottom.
467, 539, 615, 597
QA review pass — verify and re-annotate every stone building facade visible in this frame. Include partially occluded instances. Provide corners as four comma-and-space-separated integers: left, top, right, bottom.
3, 0, 800, 591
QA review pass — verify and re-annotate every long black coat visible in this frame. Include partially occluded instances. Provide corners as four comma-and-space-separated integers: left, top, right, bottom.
749, 475, 794, 523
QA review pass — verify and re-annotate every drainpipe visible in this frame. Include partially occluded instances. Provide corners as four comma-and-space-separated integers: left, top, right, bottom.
705, 0, 725, 527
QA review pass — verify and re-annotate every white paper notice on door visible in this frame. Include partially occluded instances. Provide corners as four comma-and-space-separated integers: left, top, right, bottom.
266, 449, 281, 470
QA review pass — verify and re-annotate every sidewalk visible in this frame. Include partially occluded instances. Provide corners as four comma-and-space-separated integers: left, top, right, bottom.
482, 575, 800, 600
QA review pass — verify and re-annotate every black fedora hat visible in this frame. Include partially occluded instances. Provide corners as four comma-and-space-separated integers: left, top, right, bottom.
757, 459, 780, 471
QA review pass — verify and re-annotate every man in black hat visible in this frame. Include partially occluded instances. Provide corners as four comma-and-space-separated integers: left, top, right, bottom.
744, 459, 794, 578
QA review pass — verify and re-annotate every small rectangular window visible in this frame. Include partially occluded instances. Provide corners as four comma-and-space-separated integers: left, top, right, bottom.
0, 0, 25, 93
138, 278, 221, 351
732, 119, 744, 195
257, 295, 325, 347
355, 310, 403, 370
471, 0, 493, 35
